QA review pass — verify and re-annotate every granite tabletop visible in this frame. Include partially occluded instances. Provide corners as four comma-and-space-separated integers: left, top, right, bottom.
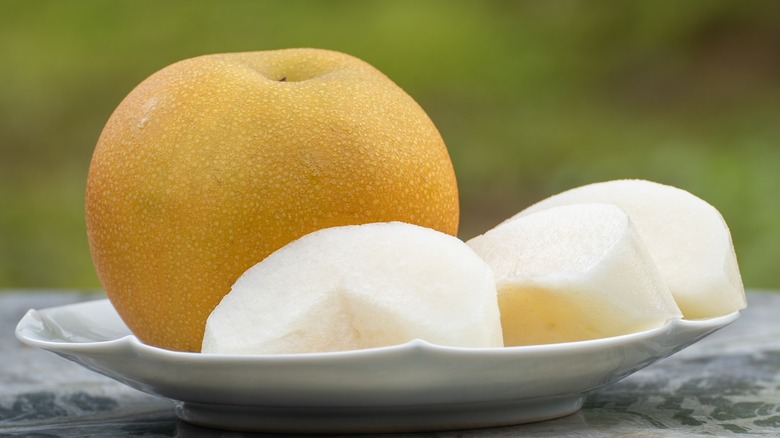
1, 290, 778, 437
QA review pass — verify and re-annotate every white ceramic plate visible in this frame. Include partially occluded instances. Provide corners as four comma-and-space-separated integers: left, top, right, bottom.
16, 299, 738, 433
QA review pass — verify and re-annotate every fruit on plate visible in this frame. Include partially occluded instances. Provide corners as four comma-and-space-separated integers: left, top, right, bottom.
509, 179, 746, 319
202, 222, 502, 354
467, 203, 682, 346
85, 48, 460, 351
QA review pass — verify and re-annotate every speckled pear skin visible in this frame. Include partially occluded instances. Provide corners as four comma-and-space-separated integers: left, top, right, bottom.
85, 49, 459, 352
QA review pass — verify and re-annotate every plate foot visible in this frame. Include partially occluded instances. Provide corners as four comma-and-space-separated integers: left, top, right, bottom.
176, 395, 585, 433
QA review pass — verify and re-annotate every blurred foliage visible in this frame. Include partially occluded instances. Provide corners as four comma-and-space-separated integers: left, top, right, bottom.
1, 0, 779, 289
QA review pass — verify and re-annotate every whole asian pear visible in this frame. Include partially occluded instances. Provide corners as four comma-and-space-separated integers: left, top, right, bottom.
85, 49, 460, 351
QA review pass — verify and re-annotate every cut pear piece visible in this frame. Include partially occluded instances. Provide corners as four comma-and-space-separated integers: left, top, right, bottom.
202, 222, 502, 354
467, 203, 682, 346
511, 179, 746, 319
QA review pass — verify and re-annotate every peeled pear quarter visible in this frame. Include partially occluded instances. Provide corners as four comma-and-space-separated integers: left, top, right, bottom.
467, 203, 682, 346
202, 222, 502, 354
511, 179, 746, 319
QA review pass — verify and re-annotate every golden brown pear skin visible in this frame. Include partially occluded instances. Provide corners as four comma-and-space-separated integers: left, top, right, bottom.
85, 48, 459, 351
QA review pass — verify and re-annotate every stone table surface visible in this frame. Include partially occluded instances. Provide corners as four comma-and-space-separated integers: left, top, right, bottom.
1, 290, 778, 437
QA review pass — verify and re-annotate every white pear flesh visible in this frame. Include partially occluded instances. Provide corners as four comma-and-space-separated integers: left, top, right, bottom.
511, 179, 746, 319
202, 222, 503, 354
467, 203, 682, 346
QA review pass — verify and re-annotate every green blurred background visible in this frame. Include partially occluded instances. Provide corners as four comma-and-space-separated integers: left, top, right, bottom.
2, 0, 779, 290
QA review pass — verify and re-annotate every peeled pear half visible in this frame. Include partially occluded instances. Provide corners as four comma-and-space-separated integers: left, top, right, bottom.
511, 179, 746, 319
202, 222, 502, 354
467, 203, 682, 346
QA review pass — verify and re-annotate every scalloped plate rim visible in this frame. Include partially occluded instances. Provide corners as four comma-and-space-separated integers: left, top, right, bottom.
14, 298, 740, 433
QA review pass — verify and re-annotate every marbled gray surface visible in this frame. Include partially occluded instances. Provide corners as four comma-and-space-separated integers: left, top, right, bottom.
1, 290, 778, 437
